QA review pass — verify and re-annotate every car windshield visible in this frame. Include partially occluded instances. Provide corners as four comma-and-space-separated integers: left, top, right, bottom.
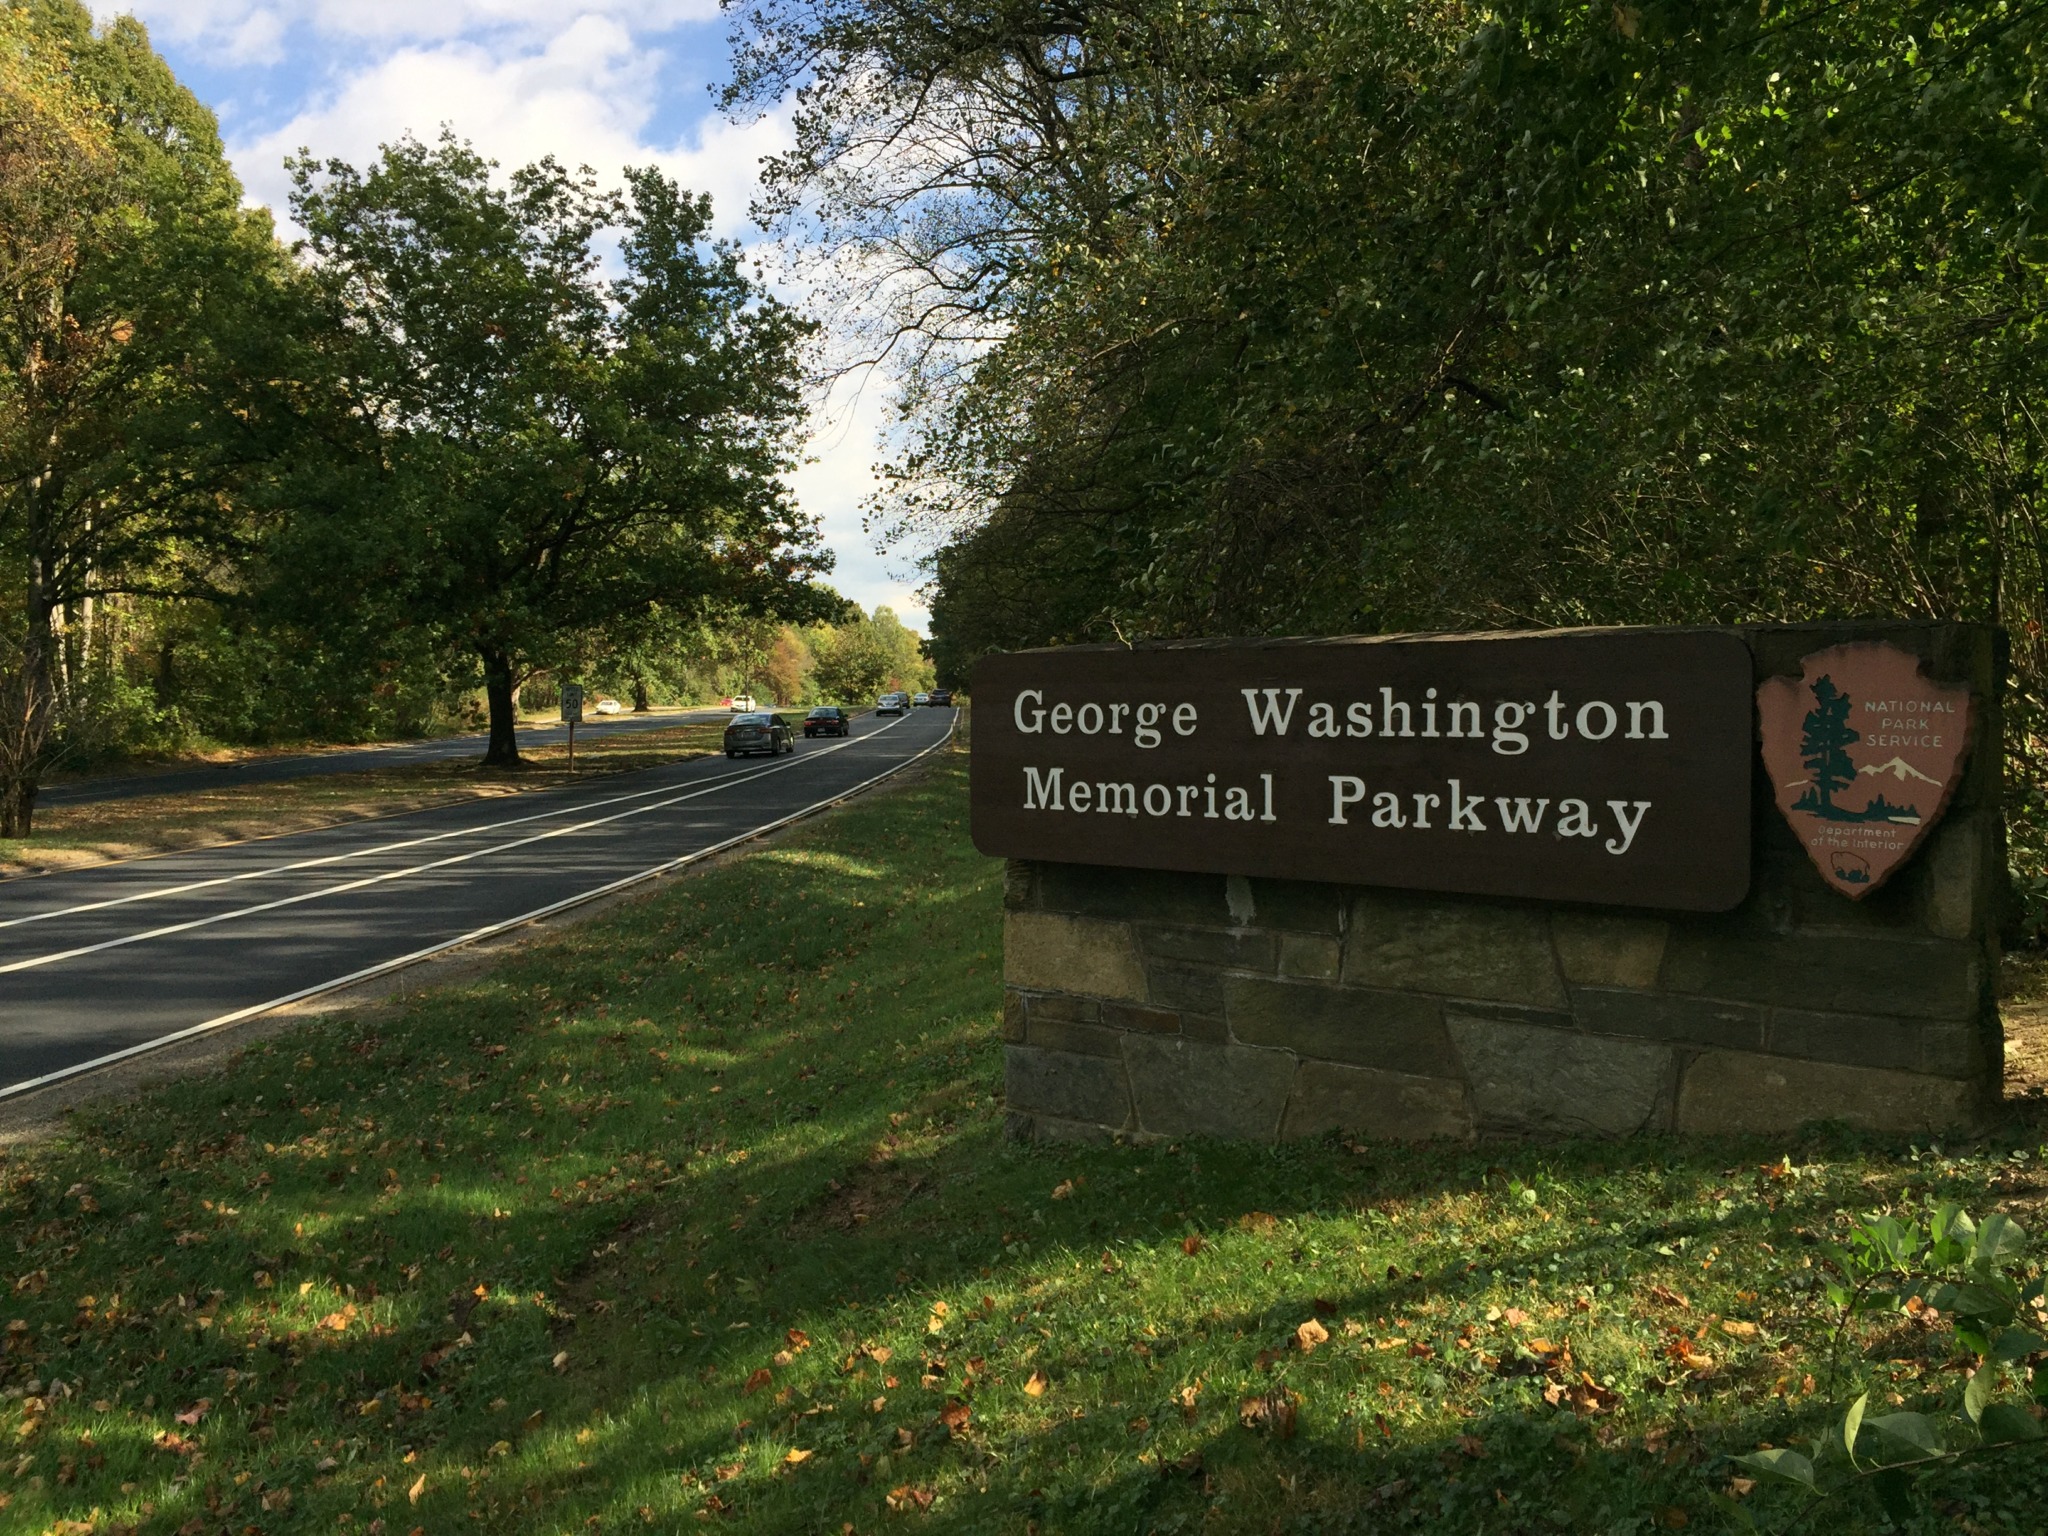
730, 714, 770, 726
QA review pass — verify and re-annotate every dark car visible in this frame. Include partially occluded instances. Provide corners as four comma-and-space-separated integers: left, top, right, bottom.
723, 712, 794, 758
927, 689, 954, 708
804, 706, 851, 738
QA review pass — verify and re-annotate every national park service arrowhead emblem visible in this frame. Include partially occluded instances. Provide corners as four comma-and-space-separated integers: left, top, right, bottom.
1757, 643, 1973, 899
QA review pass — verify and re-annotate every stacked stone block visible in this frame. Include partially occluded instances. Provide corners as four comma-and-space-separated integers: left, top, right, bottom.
1000, 621, 2005, 1143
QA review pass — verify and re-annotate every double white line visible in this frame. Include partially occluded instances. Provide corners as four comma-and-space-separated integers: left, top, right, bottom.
0, 713, 955, 1100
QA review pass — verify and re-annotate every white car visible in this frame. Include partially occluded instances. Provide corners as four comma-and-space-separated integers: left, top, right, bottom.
729, 694, 757, 712
593, 697, 623, 715
875, 692, 909, 716
913, 692, 931, 706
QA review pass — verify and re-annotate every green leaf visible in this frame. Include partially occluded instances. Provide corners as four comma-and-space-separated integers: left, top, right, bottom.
1866, 1412, 1942, 1462
1990, 1328, 2047, 1365
1979, 1404, 2045, 1445
1708, 1490, 1759, 1531
1964, 1367, 1993, 1425
1943, 1282, 2016, 1323
1835, 1391, 1869, 1462
1872, 1465, 1917, 1525
1732, 1448, 1816, 1490
1970, 1213, 2026, 1267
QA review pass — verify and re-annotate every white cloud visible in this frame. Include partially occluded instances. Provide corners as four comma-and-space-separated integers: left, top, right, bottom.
792, 373, 928, 632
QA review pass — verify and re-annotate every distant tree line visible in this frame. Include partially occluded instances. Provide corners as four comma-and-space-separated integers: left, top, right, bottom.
727, 0, 2048, 936
516, 605, 932, 716
0, 0, 836, 835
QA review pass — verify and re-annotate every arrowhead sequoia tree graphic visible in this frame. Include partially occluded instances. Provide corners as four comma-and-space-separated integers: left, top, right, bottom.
1757, 643, 1972, 898
1793, 675, 1861, 819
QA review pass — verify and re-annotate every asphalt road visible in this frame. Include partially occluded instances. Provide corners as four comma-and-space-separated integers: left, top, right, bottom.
41, 708, 728, 807
0, 707, 955, 1095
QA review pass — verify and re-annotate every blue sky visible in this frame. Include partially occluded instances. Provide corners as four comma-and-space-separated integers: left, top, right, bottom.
95, 1, 925, 631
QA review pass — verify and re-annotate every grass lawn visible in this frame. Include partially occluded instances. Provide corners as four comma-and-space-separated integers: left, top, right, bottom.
0, 719, 728, 881
1, 741, 2044, 1534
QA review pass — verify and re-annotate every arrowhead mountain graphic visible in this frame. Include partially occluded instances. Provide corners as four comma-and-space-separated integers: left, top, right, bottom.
1858, 755, 1941, 786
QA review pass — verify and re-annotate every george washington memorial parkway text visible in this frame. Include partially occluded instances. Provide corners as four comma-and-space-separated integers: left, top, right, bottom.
969, 630, 1754, 912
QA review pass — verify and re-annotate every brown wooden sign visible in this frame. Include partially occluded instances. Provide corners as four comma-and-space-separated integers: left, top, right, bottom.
971, 630, 1754, 911
1756, 642, 1973, 898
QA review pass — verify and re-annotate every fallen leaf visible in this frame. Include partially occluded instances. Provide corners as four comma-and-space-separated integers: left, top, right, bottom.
173, 1399, 211, 1427
885, 1485, 934, 1513
938, 1400, 971, 1434
743, 1369, 773, 1395
1238, 1388, 1299, 1438
1023, 1371, 1049, 1398
1502, 1308, 1531, 1328
786, 1329, 810, 1352
552, 1351, 570, 1371
1050, 1181, 1075, 1200
868, 1345, 893, 1365
407, 1474, 426, 1504
1296, 1319, 1330, 1353
1647, 1285, 1689, 1309
1719, 1319, 1759, 1340
1181, 1234, 1204, 1257
783, 1448, 813, 1465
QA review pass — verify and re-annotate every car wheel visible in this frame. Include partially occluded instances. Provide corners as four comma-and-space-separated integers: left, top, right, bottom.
726, 750, 736, 758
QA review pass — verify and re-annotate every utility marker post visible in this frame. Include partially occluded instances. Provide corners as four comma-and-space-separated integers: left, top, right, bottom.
560, 682, 585, 774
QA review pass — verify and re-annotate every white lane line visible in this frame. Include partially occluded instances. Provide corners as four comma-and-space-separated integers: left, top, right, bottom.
0, 719, 897, 932
0, 713, 956, 1101
0, 718, 919, 975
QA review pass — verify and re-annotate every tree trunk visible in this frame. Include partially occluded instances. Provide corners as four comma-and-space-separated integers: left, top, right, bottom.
0, 776, 35, 840
632, 675, 651, 712
481, 647, 521, 766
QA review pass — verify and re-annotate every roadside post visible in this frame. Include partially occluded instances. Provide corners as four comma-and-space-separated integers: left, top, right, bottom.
560, 682, 585, 774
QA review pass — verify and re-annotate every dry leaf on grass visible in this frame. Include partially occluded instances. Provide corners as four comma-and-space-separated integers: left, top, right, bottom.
886, 1484, 935, 1513
407, 1473, 426, 1504
1238, 1388, 1300, 1437
1022, 1370, 1049, 1398
783, 1448, 813, 1465
742, 1368, 773, 1395
1050, 1181, 1076, 1200
1543, 1373, 1620, 1417
938, 1400, 971, 1434
1719, 1319, 1759, 1340
1296, 1319, 1330, 1353
1181, 1234, 1204, 1256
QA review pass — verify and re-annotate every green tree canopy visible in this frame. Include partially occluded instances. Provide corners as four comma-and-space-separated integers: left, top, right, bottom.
280, 134, 831, 763
0, 0, 301, 833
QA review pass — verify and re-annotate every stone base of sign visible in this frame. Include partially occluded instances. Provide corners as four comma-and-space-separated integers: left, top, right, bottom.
1000, 621, 2005, 1143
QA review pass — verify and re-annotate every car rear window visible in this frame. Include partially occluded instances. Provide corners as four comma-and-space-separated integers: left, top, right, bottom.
731, 714, 770, 725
